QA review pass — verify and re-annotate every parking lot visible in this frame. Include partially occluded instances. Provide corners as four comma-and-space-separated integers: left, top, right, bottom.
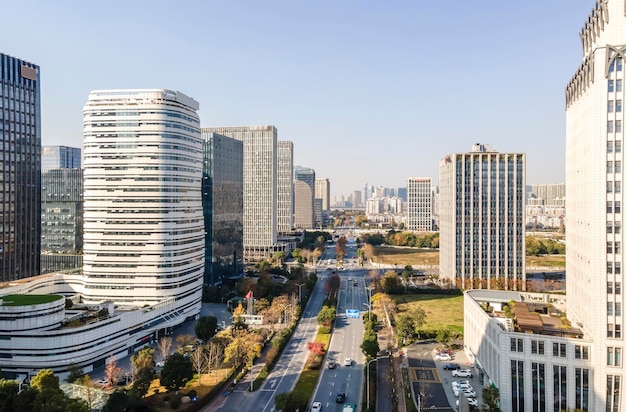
406, 342, 482, 411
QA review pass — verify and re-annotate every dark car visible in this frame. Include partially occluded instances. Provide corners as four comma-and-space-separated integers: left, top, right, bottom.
443, 363, 461, 370
328, 360, 337, 369
336, 392, 346, 403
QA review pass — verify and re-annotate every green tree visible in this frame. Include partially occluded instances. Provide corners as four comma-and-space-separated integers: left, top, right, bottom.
381, 271, 403, 294
274, 390, 309, 412
482, 385, 501, 411
273, 251, 286, 266
195, 315, 218, 342
132, 366, 155, 397
395, 315, 416, 344
413, 306, 427, 337
131, 347, 155, 375
30, 369, 60, 393
361, 332, 380, 358
160, 352, 194, 391
66, 364, 85, 383
316, 305, 336, 327
0, 379, 19, 411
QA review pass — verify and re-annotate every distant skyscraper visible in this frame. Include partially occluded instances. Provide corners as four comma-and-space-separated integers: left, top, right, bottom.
294, 166, 315, 229
41, 168, 83, 273
41, 145, 81, 171
406, 177, 432, 231
352, 190, 362, 208
204, 126, 281, 260
529, 183, 566, 206
0, 53, 41, 281
277, 141, 294, 233
397, 187, 407, 202
201, 132, 243, 285
315, 178, 330, 212
83, 89, 204, 311
439, 143, 525, 289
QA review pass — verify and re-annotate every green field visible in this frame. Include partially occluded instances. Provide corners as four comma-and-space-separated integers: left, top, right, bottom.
1, 294, 62, 306
394, 294, 464, 333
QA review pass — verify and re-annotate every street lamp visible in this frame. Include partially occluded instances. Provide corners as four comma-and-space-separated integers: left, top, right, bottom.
363, 302, 373, 322
296, 283, 305, 302
284, 304, 293, 326
367, 357, 386, 410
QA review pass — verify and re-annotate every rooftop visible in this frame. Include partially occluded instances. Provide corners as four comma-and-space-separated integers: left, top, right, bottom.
1, 294, 63, 306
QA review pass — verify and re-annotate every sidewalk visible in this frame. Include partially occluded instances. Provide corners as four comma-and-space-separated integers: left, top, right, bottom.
374, 322, 407, 412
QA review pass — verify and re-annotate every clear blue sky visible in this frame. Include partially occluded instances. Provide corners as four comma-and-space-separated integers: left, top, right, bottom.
3, 1, 592, 196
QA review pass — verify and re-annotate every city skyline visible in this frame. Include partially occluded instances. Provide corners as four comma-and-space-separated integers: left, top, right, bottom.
1, 1, 590, 195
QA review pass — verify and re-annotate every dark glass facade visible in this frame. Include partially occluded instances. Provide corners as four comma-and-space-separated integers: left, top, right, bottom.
41, 145, 81, 171
0, 53, 41, 281
202, 132, 243, 285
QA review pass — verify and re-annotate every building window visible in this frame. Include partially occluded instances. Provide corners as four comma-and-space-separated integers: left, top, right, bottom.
617, 324, 621, 338
511, 337, 523, 352
609, 161, 614, 173
617, 120, 622, 133
618, 242, 622, 254
532, 362, 546, 412
553, 342, 566, 357
617, 282, 622, 294
575, 368, 589, 411
609, 302, 614, 316
607, 375, 621, 412
608, 182, 614, 193
554, 365, 567, 412
610, 79, 615, 92
575, 345, 590, 360
608, 242, 614, 254
609, 120, 615, 133
618, 303, 623, 316
609, 281, 614, 293
616, 141, 622, 153
618, 79, 623, 92
617, 100, 622, 113
608, 201, 614, 213
608, 261, 614, 274
617, 161, 622, 173
531, 339, 545, 355
617, 261, 622, 274
616, 201, 622, 213
616, 222, 622, 234
617, 182, 622, 193
608, 323, 614, 338
608, 347, 615, 365
609, 141, 614, 153
511, 360, 525, 412
609, 100, 615, 112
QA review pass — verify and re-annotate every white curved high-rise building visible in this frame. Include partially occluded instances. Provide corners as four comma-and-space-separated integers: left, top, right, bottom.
82, 89, 204, 308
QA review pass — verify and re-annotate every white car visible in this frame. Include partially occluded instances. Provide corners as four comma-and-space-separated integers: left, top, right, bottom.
451, 381, 473, 391
311, 401, 322, 412
452, 369, 473, 378
457, 398, 479, 407
434, 353, 451, 361
156, 361, 165, 367
344, 358, 352, 366
455, 388, 477, 398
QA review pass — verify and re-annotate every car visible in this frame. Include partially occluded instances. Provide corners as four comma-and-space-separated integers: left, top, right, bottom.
156, 361, 165, 367
311, 401, 322, 412
457, 398, 479, 407
452, 369, 473, 378
454, 388, 477, 398
435, 353, 452, 361
328, 360, 337, 369
451, 382, 473, 391
336, 392, 346, 403
443, 363, 461, 370
344, 358, 352, 366
451, 379, 472, 388
96, 379, 108, 386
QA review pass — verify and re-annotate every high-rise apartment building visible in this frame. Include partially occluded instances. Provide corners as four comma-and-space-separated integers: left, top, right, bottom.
203, 126, 282, 260
83, 89, 204, 309
352, 190, 362, 208
529, 183, 566, 206
439, 143, 525, 289
41, 145, 81, 171
0, 53, 41, 282
565, 1, 626, 409
315, 178, 330, 212
406, 177, 432, 231
294, 166, 315, 229
41, 168, 83, 273
277, 141, 294, 233
201, 132, 243, 286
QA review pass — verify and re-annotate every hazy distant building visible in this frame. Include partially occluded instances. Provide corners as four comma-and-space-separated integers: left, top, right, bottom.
406, 177, 432, 231
277, 142, 294, 233
529, 183, 566, 206
439, 143, 525, 289
315, 178, 330, 212
204, 126, 282, 260
41, 168, 83, 273
201, 132, 243, 285
431, 185, 440, 230
294, 166, 315, 229
0, 53, 41, 281
397, 187, 407, 202
41, 145, 81, 171
352, 190, 362, 208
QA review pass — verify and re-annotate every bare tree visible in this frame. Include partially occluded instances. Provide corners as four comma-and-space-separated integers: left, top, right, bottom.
78, 375, 99, 409
157, 336, 172, 360
103, 356, 122, 390
207, 341, 225, 383
190, 346, 207, 383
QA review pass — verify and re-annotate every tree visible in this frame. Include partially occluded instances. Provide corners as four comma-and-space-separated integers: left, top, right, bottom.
78, 375, 99, 410
361, 332, 379, 358
316, 305, 336, 327
306, 342, 326, 356
132, 366, 155, 397
157, 336, 173, 361
195, 315, 218, 342
482, 385, 501, 411
274, 390, 309, 412
30, 369, 60, 393
413, 306, 427, 337
381, 271, 403, 294
176, 334, 196, 351
66, 364, 85, 383
160, 352, 194, 392
103, 356, 122, 390
131, 347, 155, 378
273, 251, 285, 266
190, 345, 207, 377
395, 315, 416, 344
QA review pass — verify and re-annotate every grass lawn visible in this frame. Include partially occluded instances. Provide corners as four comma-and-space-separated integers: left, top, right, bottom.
146, 368, 230, 411
292, 368, 319, 397
374, 246, 566, 269
1, 294, 62, 306
394, 294, 464, 333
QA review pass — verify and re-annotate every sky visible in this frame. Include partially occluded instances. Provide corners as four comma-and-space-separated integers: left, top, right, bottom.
2, 1, 593, 197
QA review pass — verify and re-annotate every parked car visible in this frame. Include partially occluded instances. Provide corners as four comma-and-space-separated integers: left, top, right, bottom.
454, 388, 477, 398
443, 363, 461, 370
156, 361, 165, 368
328, 360, 337, 369
435, 353, 452, 361
336, 392, 346, 403
344, 358, 352, 366
451, 381, 473, 391
311, 401, 322, 412
457, 398, 479, 407
451, 379, 472, 388
452, 369, 473, 378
